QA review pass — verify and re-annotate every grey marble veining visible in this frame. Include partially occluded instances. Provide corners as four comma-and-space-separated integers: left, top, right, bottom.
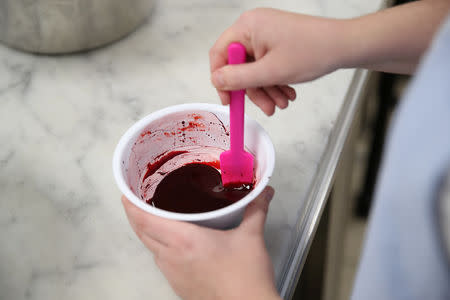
0, 0, 383, 299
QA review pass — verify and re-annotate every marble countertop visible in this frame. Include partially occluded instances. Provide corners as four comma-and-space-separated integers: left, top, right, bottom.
0, 1, 384, 299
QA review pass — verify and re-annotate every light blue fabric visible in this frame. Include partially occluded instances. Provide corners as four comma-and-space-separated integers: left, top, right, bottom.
351, 15, 450, 300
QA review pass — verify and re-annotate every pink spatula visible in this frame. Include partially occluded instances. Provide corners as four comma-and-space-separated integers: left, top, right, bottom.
220, 42, 254, 187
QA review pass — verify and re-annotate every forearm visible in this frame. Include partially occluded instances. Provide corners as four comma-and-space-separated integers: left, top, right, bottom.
340, 0, 450, 74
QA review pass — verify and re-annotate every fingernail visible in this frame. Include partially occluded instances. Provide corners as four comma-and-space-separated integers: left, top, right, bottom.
212, 70, 225, 88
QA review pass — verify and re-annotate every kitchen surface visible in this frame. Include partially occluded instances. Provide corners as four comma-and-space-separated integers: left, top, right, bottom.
0, 0, 385, 299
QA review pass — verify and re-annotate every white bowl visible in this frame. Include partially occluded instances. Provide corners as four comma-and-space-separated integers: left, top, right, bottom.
112, 103, 275, 229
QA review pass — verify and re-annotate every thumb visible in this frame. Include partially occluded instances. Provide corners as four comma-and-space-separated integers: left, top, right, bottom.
211, 54, 279, 90
239, 186, 275, 234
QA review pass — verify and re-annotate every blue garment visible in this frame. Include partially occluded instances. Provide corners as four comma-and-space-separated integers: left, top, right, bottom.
351, 15, 450, 300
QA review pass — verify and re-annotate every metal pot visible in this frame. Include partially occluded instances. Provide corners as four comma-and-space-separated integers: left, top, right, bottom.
0, 0, 155, 54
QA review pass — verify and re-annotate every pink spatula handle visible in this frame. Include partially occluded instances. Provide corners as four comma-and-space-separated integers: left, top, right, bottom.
228, 42, 246, 153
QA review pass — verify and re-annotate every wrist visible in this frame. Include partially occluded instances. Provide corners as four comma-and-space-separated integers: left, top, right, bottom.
333, 18, 364, 70
317, 18, 358, 72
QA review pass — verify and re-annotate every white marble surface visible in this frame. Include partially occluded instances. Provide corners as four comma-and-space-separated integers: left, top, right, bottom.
0, 1, 383, 299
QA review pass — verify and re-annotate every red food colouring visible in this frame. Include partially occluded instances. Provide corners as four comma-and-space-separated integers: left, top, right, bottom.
178, 121, 206, 132
140, 130, 152, 137
189, 113, 202, 120
142, 151, 188, 182
198, 160, 220, 169
223, 181, 254, 189
148, 163, 254, 213
163, 131, 177, 136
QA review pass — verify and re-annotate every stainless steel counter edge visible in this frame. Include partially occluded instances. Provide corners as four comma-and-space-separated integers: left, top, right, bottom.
277, 69, 371, 299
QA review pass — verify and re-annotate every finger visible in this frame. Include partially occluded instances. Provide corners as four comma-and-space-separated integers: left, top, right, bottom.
217, 89, 230, 105
211, 52, 282, 91
122, 196, 143, 233
122, 199, 167, 256
246, 87, 276, 116
209, 24, 254, 74
278, 85, 297, 101
121, 196, 196, 248
122, 196, 170, 247
239, 186, 275, 234
263, 86, 289, 109
140, 233, 166, 257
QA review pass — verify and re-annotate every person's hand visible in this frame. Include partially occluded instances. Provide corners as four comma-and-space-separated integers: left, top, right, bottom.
122, 186, 281, 300
210, 8, 347, 115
